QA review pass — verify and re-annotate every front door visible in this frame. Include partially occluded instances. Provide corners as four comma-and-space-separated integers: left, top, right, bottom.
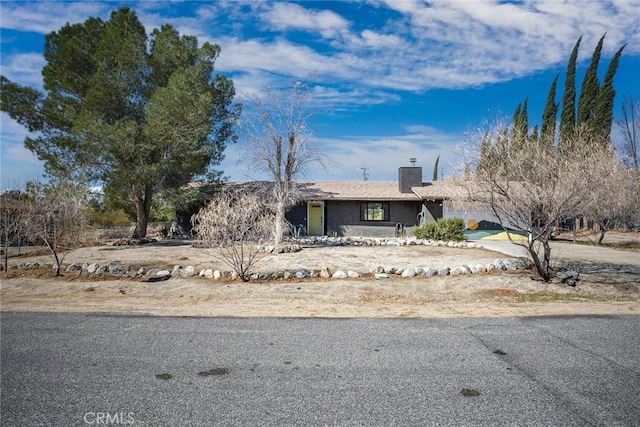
307, 202, 324, 236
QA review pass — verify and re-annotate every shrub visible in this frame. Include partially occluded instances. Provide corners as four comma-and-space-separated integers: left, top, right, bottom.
413, 222, 439, 240
436, 217, 466, 241
413, 217, 466, 242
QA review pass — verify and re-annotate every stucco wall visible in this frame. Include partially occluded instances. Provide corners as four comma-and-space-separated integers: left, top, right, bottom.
326, 200, 422, 237
286, 200, 445, 237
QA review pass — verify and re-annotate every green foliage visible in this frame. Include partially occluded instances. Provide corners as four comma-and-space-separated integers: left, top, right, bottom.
577, 35, 604, 127
540, 74, 559, 149
432, 155, 440, 181
0, 7, 240, 238
413, 218, 466, 242
559, 36, 581, 143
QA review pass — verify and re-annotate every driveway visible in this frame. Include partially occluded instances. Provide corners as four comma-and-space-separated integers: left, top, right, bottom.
2, 312, 638, 426
477, 239, 640, 266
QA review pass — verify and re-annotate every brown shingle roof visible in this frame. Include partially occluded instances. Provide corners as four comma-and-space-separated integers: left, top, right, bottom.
296, 181, 450, 201
214, 180, 453, 201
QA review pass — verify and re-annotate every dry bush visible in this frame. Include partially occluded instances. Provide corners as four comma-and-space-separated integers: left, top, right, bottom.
192, 190, 274, 281
456, 123, 617, 281
26, 182, 94, 276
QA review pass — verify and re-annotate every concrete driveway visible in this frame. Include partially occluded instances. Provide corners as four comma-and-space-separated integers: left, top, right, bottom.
477, 239, 640, 266
2, 312, 638, 426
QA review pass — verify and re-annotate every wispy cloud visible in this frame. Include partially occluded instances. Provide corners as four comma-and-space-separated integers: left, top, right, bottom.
0, 53, 46, 89
0, 2, 109, 34
260, 2, 349, 37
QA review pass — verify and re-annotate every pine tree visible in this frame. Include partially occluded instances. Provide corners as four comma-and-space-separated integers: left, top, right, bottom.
577, 34, 605, 127
559, 36, 582, 145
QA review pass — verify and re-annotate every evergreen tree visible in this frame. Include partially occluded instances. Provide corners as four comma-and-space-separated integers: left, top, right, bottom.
0, 8, 240, 238
432, 155, 440, 181
594, 44, 626, 140
559, 36, 582, 145
540, 74, 559, 150
577, 34, 605, 127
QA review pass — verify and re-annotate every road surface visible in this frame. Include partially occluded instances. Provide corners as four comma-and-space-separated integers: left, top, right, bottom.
2, 312, 639, 426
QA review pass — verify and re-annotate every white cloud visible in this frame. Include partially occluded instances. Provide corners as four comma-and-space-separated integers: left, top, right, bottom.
1, 53, 45, 89
260, 2, 349, 37
0, 2, 109, 34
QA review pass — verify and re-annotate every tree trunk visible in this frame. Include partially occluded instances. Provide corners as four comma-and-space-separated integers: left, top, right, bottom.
132, 184, 154, 239
274, 197, 285, 246
527, 239, 551, 282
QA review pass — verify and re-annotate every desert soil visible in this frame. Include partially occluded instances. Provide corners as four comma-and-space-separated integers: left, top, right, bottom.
1, 232, 639, 318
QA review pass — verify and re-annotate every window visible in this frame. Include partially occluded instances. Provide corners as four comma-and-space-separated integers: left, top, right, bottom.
360, 202, 390, 221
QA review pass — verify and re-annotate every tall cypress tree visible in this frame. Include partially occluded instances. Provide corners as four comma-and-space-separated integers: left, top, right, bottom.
432, 155, 440, 181
577, 34, 605, 127
594, 44, 625, 141
540, 74, 559, 150
511, 98, 529, 147
559, 36, 582, 146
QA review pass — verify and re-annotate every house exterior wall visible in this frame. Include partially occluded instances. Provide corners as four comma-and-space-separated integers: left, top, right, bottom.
285, 199, 445, 237
421, 201, 443, 223
326, 200, 422, 237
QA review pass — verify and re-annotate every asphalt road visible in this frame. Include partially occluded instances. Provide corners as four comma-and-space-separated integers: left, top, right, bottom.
1, 313, 639, 426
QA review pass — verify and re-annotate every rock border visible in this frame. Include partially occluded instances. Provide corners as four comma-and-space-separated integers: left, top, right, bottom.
3, 237, 610, 286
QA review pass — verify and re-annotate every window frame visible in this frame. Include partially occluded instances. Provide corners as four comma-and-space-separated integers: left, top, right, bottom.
360, 201, 390, 222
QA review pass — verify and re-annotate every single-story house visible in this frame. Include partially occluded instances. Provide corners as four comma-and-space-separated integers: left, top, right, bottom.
284, 166, 449, 237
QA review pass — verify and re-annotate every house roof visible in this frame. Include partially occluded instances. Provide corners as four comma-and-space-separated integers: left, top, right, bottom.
198, 179, 453, 202
295, 181, 451, 201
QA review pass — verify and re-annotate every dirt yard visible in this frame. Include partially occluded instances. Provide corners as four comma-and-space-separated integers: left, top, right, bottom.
1, 232, 638, 318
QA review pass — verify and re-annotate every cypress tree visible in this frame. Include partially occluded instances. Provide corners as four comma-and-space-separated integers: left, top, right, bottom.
594, 44, 625, 141
511, 99, 529, 149
577, 34, 605, 127
540, 74, 559, 150
559, 36, 582, 145
432, 155, 440, 181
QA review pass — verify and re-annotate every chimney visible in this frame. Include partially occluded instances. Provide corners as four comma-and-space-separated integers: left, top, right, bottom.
398, 166, 422, 193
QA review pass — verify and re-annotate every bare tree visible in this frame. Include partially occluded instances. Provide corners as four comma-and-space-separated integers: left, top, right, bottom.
583, 163, 640, 244
243, 81, 325, 245
457, 123, 610, 281
617, 95, 639, 170
26, 182, 93, 276
192, 190, 274, 281
0, 190, 32, 271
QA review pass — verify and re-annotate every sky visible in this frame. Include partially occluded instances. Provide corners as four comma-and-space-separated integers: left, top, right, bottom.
1, 0, 639, 190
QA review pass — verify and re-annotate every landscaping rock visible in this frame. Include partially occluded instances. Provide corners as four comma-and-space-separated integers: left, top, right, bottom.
347, 270, 360, 278
86, 263, 99, 274
469, 264, 486, 274
295, 269, 309, 279
332, 270, 348, 279
424, 268, 438, 277
401, 268, 416, 277
108, 263, 126, 276
451, 265, 472, 275
66, 263, 82, 273
438, 267, 450, 276
320, 267, 332, 278
180, 266, 196, 277
171, 265, 181, 277
145, 269, 171, 282
374, 273, 389, 280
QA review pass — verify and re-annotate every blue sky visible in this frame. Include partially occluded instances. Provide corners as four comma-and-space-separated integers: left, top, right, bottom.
1, 0, 639, 189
